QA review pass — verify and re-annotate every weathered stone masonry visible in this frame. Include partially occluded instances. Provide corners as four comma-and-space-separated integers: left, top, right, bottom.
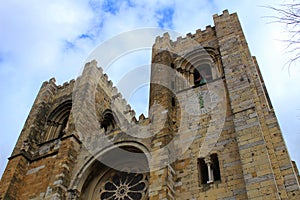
1, 10, 299, 200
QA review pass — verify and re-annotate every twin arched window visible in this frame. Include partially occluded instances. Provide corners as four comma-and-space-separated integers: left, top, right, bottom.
198, 153, 221, 185
44, 100, 72, 142
174, 47, 222, 88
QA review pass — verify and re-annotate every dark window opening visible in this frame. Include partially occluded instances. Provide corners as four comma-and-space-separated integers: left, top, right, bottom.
194, 69, 200, 85
211, 154, 221, 181
172, 97, 176, 107
194, 69, 206, 86
194, 64, 213, 86
198, 154, 221, 186
198, 158, 208, 185
171, 63, 175, 68
101, 111, 116, 132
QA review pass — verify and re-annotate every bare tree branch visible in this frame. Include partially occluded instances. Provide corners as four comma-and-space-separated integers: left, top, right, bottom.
263, 2, 300, 66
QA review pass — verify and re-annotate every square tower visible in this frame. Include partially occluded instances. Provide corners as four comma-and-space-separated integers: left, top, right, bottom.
0, 10, 299, 200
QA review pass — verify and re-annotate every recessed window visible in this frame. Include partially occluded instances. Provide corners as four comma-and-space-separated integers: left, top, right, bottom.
172, 97, 176, 107
198, 154, 221, 185
194, 69, 206, 86
211, 154, 221, 181
194, 64, 213, 86
44, 100, 72, 142
198, 158, 209, 184
100, 110, 116, 132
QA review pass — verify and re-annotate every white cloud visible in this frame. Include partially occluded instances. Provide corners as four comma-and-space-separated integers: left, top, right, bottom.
172, 0, 214, 33
0, 1, 93, 67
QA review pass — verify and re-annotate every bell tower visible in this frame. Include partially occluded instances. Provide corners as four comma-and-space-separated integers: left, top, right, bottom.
1, 10, 299, 200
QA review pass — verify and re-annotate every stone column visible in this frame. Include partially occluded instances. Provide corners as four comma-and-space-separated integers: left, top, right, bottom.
205, 156, 213, 184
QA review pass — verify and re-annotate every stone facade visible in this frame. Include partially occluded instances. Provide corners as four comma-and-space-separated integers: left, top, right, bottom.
1, 10, 299, 200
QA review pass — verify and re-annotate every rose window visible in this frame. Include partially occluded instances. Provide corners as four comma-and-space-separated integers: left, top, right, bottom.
99, 171, 148, 200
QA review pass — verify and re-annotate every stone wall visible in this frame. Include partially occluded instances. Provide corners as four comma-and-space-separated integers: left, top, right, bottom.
1, 10, 299, 200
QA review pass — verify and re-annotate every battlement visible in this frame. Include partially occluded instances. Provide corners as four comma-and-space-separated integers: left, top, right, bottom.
79, 60, 139, 123
153, 10, 237, 54
42, 77, 76, 91
212, 9, 231, 19
39, 60, 149, 129
154, 24, 216, 49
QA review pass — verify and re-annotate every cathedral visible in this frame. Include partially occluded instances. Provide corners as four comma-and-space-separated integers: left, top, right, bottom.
1, 10, 300, 200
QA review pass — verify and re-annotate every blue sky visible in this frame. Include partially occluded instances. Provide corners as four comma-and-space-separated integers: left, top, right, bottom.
0, 0, 299, 178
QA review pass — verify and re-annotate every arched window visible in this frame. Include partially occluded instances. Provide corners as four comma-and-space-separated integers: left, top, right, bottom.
198, 153, 221, 185
194, 64, 213, 86
171, 63, 175, 68
211, 153, 221, 181
44, 100, 72, 142
194, 69, 206, 86
100, 110, 116, 132
198, 64, 213, 81
198, 157, 209, 184
80, 146, 149, 199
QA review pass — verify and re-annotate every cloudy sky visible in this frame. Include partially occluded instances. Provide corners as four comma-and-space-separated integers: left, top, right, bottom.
0, 0, 299, 178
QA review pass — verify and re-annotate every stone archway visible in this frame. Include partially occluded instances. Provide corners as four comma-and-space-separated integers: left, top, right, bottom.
70, 143, 150, 200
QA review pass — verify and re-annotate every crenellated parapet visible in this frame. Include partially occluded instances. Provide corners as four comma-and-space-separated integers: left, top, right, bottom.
73, 60, 144, 140
153, 10, 238, 60
153, 23, 217, 60
83, 60, 138, 122
41, 77, 76, 97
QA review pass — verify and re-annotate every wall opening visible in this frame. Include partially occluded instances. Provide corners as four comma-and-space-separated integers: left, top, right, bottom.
198, 158, 209, 185
44, 100, 72, 142
198, 153, 221, 186
100, 110, 116, 132
211, 153, 221, 181
80, 145, 149, 200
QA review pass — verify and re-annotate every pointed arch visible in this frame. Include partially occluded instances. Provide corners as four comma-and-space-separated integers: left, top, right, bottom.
44, 100, 72, 142
100, 109, 117, 132
204, 47, 223, 78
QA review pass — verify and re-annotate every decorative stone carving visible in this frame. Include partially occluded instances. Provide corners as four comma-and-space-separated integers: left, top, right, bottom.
20, 140, 30, 152
99, 171, 148, 200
